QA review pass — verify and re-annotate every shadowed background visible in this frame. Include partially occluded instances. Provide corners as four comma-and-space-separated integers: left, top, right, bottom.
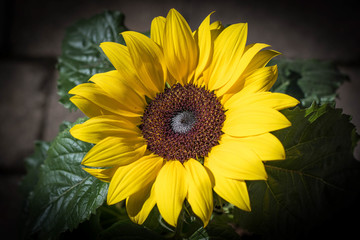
0, 0, 359, 238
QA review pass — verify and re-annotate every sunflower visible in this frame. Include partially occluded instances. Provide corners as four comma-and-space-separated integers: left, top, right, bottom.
69, 9, 299, 227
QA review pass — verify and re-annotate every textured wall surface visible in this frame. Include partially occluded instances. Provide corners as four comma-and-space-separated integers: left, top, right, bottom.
0, 0, 359, 237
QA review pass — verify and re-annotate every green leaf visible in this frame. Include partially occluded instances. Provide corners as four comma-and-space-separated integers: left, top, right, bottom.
188, 227, 209, 240
19, 141, 51, 239
270, 59, 348, 107
98, 219, 166, 240
97, 207, 167, 240
57, 11, 127, 110
20, 141, 51, 197
234, 104, 360, 239
205, 214, 246, 240
22, 118, 109, 239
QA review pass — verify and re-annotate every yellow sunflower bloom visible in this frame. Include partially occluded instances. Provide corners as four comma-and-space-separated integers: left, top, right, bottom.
69, 9, 299, 227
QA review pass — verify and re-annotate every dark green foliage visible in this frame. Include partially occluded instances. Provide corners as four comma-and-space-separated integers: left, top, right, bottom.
21, 119, 108, 239
57, 11, 127, 110
270, 59, 348, 107
234, 104, 360, 239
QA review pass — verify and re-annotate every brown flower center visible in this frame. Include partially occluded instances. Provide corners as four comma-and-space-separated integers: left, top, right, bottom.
140, 83, 225, 163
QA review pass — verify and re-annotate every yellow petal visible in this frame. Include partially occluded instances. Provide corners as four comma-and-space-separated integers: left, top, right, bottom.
205, 137, 268, 180
216, 43, 270, 96
122, 31, 166, 95
238, 65, 278, 98
194, 12, 213, 83
163, 9, 198, 85
210, 171, 251, 211
69, 83, 142, 117
107, 154, 164, 205
89, 71, 146, 114
150, 16, 166, 46
82, 136, 147, 168
100, 42, 148, 96
83, 166, 118, 183
126, 181, 156, 225
223, 105, 291, 137
184, 159, 213, 227
207, 23, 248, 91
71, 95, 141, 124
220, 133, 285, 161
225, 92, 299, 111
219, 50, 280, 102
220, 65, 278, 104
70, 95, 111, 118
154, 160, 187, 227
70, 115, 141, 144
203, 22, 224, 81
242, 49, 281, 76
209, 20, 225, 40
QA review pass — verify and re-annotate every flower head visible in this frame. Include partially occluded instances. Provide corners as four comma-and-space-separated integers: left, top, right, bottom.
69, 9, 299, 227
